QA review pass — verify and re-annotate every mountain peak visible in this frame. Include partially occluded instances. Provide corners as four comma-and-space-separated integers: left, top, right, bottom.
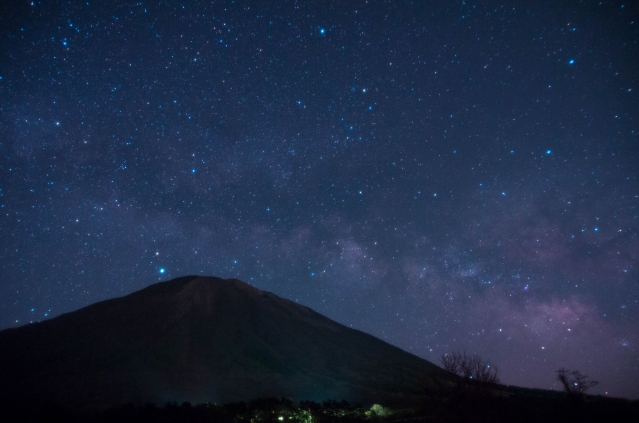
134, 275, 267, 305
0, 275, 446, 410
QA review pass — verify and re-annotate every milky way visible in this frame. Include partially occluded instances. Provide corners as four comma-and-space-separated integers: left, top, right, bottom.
1, 1, 637, 398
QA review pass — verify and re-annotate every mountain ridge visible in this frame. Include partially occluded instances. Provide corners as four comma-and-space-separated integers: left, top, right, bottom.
0, 276, 447, 410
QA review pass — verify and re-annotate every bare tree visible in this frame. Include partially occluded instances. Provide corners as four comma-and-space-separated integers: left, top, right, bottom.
556, 368, 598, 396
440, 350, 499, 384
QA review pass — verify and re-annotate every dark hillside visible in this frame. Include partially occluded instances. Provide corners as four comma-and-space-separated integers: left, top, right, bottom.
0, 276, 447, 410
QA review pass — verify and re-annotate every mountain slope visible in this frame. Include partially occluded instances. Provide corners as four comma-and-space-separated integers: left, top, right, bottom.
0, 276, 447, 409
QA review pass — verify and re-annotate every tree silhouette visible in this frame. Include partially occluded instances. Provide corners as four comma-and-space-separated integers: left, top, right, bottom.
440, 350, 499, 384
556, 368, 598, 396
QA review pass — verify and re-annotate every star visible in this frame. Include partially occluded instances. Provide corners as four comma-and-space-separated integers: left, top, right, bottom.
1, 0, 636, 400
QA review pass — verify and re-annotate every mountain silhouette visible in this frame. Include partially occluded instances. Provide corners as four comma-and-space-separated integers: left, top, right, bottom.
0, 276, 447, 409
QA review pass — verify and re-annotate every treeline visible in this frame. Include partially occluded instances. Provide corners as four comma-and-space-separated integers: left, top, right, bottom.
94, 398, 369, 423
2, 391, 638, 423
0, 397, 372, 423
430, 350, 639, 422
0, 390, 639, 423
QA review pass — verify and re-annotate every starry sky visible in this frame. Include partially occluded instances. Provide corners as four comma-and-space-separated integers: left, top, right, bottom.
1, 0, 638, 399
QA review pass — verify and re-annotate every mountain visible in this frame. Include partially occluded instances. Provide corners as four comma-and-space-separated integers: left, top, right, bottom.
0, 276, 447, 410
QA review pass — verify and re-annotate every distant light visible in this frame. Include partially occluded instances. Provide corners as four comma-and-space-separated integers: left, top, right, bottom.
594, 227, 598, 232
319, 28, 325, 34
546, 149, 552, 155
192, 168, 196, 173
278, 417, 284, 421
159, 268, 166, 274
569, 59, 575, 65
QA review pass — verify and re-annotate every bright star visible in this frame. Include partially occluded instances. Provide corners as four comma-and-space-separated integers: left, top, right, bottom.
319, 28, 325, 34
569, 59, 575, 64
159, 268, 166, 274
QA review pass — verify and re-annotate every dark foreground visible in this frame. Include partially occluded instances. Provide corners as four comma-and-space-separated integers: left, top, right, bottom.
2, 389, 637, 423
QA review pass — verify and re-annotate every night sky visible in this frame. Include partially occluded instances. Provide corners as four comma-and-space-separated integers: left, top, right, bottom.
1, 1, 638, 399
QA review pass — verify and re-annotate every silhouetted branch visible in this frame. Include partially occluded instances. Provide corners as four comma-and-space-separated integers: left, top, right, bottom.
440, 350, 499, 384
556, 368, 598, 396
